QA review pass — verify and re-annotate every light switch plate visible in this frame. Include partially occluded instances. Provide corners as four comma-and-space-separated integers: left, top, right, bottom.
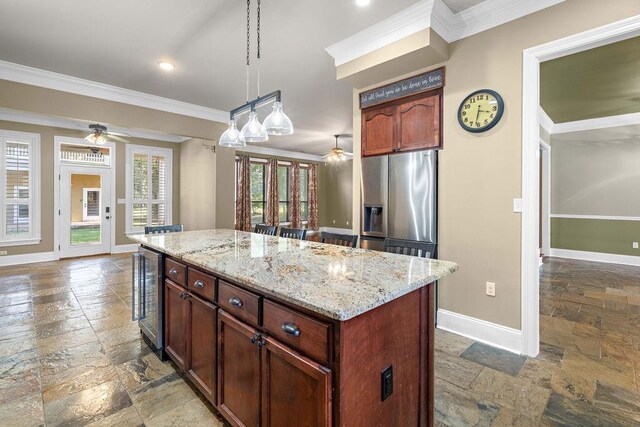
117, 198, 127, 205
634, 242, 639, 249
513, 198, 523, 213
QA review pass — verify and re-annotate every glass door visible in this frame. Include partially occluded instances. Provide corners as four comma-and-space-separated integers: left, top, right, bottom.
59, 165, 111, 258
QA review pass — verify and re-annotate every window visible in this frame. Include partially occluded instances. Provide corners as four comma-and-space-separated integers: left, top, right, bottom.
278, 165, 289, 222
300, 167, 309, 222
251, 162, 266, 224
0, 130, 41, 246
126, 145, 173, 233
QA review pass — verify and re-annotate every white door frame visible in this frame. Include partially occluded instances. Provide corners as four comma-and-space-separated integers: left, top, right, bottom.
82, 188, 101, 222
54, 136, 117, 259
521, 14, 640, 356
539, 140, 551, 260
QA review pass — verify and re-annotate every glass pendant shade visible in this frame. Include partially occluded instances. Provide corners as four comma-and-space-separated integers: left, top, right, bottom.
219, 120, 245, 148
85, 133, 107, 145
263, 102, 294, 136
239, 111, 269, 142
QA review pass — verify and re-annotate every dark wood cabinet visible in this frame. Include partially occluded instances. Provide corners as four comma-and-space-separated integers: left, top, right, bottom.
165, 280, 189, 370
362, 89, 442, 157
217, 310, 261, 427
262, 337, 332, 427
188, 294, 217, 403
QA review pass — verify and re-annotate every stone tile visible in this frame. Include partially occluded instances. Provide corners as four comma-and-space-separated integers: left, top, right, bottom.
97, 323, 142, 349
0, 367, 41, 405
593, 381, 640, 422
42, 363, 120, 403
461, 342, 527, 376
130, 372, 197, 421
0, 392, 44, 426
490, 407, 542, 427
146, 397, 223, 426
535, 343, 565, 365
32, 291, 76, 306
435, 349, 484, 389
34, 316, 91, 339
36, 326, 99, 357
543, 391, 634, 426
84, 405, 144, 427
469, 368, 551, 421
435, 328, 474, 356
104, 336, 152, 365
39, 341, 108, 377
435, 377, 500, 426
562, 348, 636, 394
0, 347, 40, 377
115, 352, 175, 392
89, 313, 136, 333
43, 379, 133, 427
0, 334, 37, 358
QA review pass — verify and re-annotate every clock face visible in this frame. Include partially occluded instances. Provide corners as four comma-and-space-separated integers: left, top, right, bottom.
458, 90, 504, 133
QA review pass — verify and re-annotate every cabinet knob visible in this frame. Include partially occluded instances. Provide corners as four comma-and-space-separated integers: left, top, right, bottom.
281, 322, 301, 337
169, 268, 178, 276
250, 332, 265, 347
229, 297, 243, 308
193, 280, 205, 289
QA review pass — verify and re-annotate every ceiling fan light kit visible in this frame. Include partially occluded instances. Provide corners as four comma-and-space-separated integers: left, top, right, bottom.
219, 0, 294, 148
325, 134, 352, 162
84, 123, 131, 145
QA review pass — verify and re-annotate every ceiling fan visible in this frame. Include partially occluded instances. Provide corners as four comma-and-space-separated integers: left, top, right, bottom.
322, 134, 353, 162
85, 124, 131, 145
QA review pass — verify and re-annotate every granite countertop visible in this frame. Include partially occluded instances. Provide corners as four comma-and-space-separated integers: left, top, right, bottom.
128, 229, 458, 321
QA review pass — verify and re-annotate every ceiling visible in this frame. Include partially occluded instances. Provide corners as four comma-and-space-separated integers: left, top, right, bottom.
442, 0, 486, 13
552, 124, 640, 147
541, 36, 640, 124
0, 0, 485, 155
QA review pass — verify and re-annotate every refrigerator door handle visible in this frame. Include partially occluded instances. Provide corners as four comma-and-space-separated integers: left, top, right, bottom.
131, 253, 140, 321
140, 255, 146, 320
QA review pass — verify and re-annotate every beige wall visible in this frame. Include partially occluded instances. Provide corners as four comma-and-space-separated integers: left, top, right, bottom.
70, 174, 102, 222
319, 160, 353, 228
351, 0, 640, 329
551, 139, 640, 217
0, 120, 181, 254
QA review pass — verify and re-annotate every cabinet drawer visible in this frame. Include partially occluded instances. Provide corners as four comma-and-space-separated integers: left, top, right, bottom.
263, 300, 331, 365
165, 258, 187, 286
187, 269, 216, 303
218, 280, 261, 326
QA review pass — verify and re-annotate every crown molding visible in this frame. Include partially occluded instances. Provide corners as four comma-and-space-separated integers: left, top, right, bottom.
325, 0, 565, 66
552, 111, 640, 134
236, 144, 326, 163
0, 60, 229, 123
0, 107, 189, 143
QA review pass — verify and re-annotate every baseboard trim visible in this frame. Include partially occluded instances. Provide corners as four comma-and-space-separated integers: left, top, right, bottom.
112, 244, 139, 254
437, 309, 522, 354
550, 248, 640, 266
0, 251, 58, 267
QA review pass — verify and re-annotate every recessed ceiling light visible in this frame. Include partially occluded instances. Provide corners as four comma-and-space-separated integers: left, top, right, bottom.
157, 61, 175, 71
356, 0, 371, 6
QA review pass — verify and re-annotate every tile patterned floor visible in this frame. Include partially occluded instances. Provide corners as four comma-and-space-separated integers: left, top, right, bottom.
1, 254, 640, 425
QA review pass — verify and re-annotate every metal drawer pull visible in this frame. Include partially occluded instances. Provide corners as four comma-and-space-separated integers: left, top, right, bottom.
229, 297, 243, 308
193, 280, 205, 289
169, 268, 178, 276
281, 322, 301, 337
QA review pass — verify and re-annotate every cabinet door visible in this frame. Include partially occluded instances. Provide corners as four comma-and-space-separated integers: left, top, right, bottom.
188, 294, 217, 404
217, 310, 261, 427
362, 106, 396, 157
397, 92, 441, 152
165, 280, 188, 370
262, 337, 332, 427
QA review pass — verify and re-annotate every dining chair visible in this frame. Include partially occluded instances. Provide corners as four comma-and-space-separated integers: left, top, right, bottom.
254, 224, 278, 236
280, 227, 307, 240
383, 238, 436, 259
320, 232, 358, 248
144, 224, 184, 234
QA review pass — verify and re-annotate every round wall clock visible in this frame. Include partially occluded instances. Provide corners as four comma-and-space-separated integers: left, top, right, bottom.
457, 89, 504, 133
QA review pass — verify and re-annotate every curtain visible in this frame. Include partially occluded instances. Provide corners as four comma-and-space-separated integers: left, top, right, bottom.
265, 158, 279, 227
307, 163, 319, 231
235, 155, 252, 231
289, 162, 302, 229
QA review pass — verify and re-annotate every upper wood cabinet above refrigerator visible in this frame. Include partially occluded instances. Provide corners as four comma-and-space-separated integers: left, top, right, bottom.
361, 89, 442, 157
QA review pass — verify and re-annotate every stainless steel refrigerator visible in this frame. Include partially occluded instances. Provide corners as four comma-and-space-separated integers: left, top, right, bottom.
361, 150, 437, 253
132, 246, 165, 357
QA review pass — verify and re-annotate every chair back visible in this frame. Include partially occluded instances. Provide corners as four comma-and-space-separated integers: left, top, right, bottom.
320, 232, 358, 248
254, 224, 278, 236
280, 227, 307, 240
144, 224, 184, 235
383, 238, 435, 259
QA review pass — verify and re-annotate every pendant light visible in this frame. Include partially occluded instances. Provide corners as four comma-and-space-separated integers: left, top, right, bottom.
219, 0, 294, 148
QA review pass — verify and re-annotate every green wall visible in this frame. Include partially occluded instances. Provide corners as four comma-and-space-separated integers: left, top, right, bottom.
551, 217, 640, 256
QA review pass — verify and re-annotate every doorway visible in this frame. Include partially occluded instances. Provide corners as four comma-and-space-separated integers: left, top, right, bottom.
55, 138, 115, 258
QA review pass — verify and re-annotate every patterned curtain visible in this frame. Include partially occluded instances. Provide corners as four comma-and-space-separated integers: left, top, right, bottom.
307, 163, 319, 231
289, 162, 302, 229
265, 158, 279, 227
235, 155, 252, 231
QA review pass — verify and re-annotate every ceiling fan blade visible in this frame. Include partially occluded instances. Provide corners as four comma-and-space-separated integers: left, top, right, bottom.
343, 152, 354, 157
84, 134, 95, 142
107, 134, 130, 143
107, 131, 131, 137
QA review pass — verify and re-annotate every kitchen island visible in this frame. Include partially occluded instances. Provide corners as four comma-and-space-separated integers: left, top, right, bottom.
128, 229, 457, 427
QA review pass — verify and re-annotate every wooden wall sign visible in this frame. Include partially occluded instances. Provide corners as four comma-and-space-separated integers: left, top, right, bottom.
359, 67, 445, 109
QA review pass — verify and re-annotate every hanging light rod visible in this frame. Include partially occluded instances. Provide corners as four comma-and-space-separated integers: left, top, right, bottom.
229, 90, 282, 119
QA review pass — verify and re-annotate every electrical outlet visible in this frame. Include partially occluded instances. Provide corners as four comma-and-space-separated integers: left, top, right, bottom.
346, 221, 349, 226
486, 282, 496, 297
0, 251, 7, 256
634, 242, 639, 249
333, 220, 336, 224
